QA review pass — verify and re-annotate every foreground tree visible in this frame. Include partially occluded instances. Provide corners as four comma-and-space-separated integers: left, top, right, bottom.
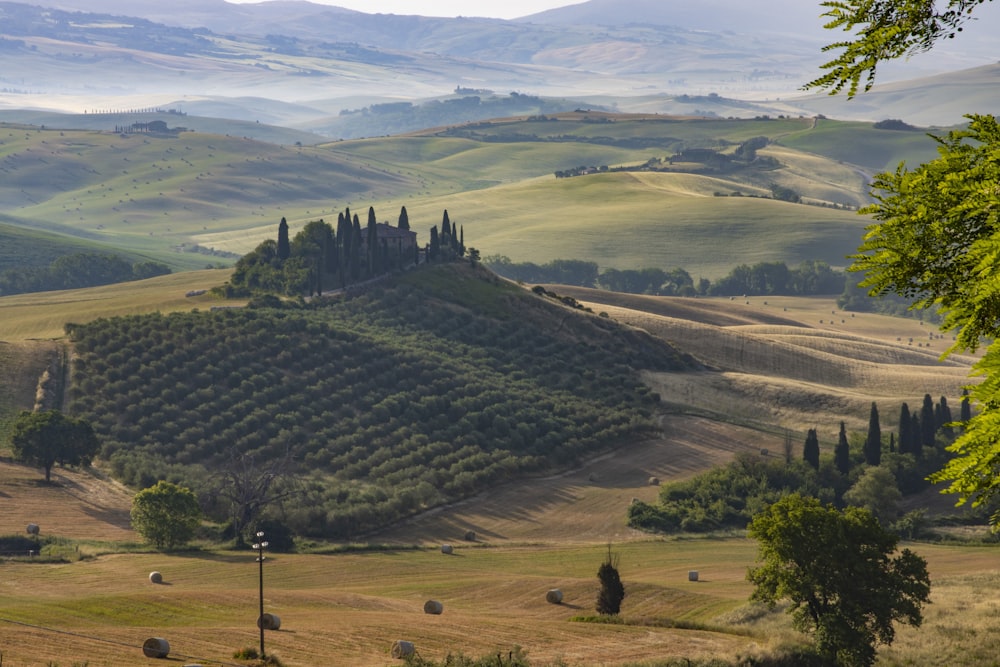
748, 495, 930, 666
131, 481, 202, 549
807, 0, 1000, 524
10, 410, 99, 482
806, 0, 994, 98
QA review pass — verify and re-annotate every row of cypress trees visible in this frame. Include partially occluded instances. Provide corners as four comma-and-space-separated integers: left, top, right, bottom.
801, 390, 970, 473
226, 206, 464, 297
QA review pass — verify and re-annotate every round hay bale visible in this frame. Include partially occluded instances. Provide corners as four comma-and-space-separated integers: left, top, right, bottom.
142, 637, 170, 659
423, 600, 443, 615
391, 640, 415, 659
440, 544, 454, 555
26, 523, 39, 535
149, 571, 163, 584
546, 589, 563, 604
688, 570, 699, 582
257, 613, 281, 630
647, 476, 660, 486
463, 530, 476, 541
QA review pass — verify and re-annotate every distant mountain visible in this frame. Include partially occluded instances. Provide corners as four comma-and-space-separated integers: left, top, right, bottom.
0, 0, 997, 130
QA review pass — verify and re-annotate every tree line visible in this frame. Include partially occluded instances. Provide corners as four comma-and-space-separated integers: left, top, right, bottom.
483, 256, 846, 297
0, 253, 170, 296
628, 391, 973, 536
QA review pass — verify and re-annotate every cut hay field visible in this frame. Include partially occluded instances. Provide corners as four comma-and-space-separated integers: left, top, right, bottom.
1, 284, 995, 666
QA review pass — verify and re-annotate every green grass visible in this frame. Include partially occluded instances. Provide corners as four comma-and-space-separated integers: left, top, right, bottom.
0, 115, 938, 277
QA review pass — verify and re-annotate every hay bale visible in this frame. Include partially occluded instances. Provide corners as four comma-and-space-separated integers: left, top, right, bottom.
391, 640, 415, 659
257, 613, 281, 630
647, 476, 660, 486
423, 600, 443, 615
26, 523, 39, 535
688, 570, 699, 582
142, 637, 170, 659
546, 589, 563, 604
463, 530, 476, 542
149, 571, 163, 584
441, 544, 454, 555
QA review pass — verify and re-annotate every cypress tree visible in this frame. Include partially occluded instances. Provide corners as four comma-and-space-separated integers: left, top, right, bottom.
834, 421, 850, 475
939, 396, 954, 440
920, 393, 936, 449
803, 428, 820, 470
398, 206, 409, 231
898, 403, 912, 455
351, 214, 362, 281
276, 217, 290, 260
429, 227, 440, 262
366, 209, 377, 277
911, 413, 922, 459
864, 401, 881, 466
961, 388, 972, 425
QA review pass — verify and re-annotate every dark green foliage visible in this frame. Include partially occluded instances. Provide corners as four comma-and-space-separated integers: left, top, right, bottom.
961, 388, 971, 424
864, 402, 882, 466
834, 421, 851, 475
748, 495, 930, 667
10, 410, 99, 482
276, 218, 290, 261
897, 403, 913, 455
627, 452, 846, 534
920, 394, 936, 449
0, 252, 170, 296
803, 428, 820, 470
596, 547, 625, 615
68, 263, 690, 539
485, 256, 845, 297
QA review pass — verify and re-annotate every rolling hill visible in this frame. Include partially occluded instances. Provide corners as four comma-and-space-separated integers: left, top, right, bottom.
0, 114, 947, 280
0, 263, 984, 667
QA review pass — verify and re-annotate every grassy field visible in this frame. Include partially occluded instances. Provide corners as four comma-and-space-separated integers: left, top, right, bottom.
0, 114, 944, 278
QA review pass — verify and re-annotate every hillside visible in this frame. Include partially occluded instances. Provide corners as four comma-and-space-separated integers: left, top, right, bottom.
0, 115, 945, 280
0, 265, 985, 667
0, 264, 975, 542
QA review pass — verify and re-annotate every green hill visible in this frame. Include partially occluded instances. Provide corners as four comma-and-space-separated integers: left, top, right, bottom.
62, 262, 695, 539
1, 114, 946, 280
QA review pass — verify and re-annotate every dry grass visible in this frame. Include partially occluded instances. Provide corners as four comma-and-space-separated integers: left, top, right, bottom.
0, 285, 995, 666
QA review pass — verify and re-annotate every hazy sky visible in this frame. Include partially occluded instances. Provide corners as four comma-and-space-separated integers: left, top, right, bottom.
227, 0, 581, 19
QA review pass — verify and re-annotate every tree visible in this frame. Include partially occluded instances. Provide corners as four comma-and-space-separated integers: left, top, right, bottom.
10, 410, 99, 482
920, 393, 936, 449
834, 421, 851, 475
276, 217, 290, 261
207, 448, 300, 547
864, 402, 881, 466
960, 388, 971, 424
806, 0, 992, 97
397, 205, 410, 231
130, 481, 202, 549
897, 403, 912, 455
748, 494, 930, 667
596, 545, 625, 615
803, 428, 820, 470
844, 466, 902, 526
